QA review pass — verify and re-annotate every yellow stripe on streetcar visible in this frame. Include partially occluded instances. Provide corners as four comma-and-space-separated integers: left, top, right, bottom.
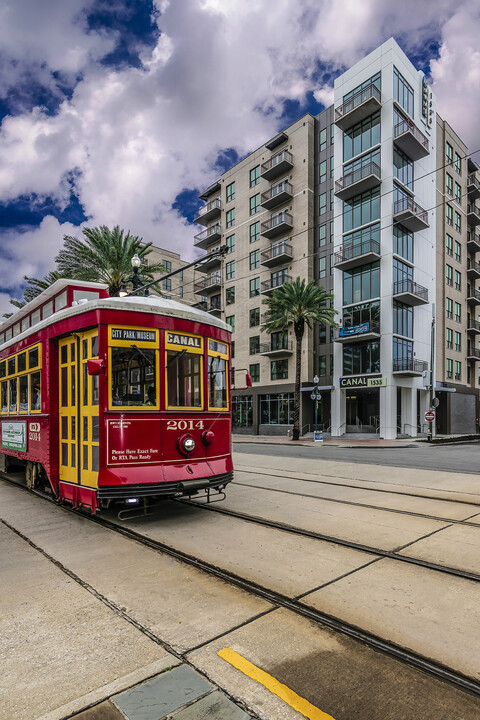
218, 648, 336, 720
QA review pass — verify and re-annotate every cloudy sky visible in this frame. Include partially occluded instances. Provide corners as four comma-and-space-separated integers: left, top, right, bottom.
1, 0, 479, 314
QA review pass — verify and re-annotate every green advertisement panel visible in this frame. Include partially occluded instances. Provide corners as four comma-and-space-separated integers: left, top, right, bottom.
2, 421, 27, 451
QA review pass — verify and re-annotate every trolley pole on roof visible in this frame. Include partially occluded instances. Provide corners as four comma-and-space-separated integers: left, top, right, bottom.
124, 245, 229, 298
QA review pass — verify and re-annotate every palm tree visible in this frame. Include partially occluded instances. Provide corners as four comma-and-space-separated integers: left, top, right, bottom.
55, 226, 166, 296
3, 271, 66, 317
262, 278, 337, 441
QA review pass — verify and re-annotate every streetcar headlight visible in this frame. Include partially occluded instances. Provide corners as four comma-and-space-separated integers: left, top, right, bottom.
182, 437, 195, 453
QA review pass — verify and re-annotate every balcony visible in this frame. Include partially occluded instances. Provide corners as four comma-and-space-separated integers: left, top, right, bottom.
334, 83, 382, 131
335, 161, 381, 201
467, 258, 480, 280
194, 223, 222, 250
467, 287, 480, 305
393, 279, 428, 306
261, 241, 293, 267
334, 320, 380, 343
261, 180, 293, 210
393, 118, 429, 160
467, 203, 480, 227
467, 319, 480, 335
261, 150, 293, 181
194, 197, 221, 226
467, 232, 480, 254
261, 210, 293, 239
393, 358, 428, 376
467, 347, 480, 362
334, 239, 380, 271
207, 303, 222, 317
393, 196, 429, 232
197, 249, 222, 273
467, 173, 480, 201
193, 274, 222, 295
260, 339, 293, 356
261, 275, 292, 295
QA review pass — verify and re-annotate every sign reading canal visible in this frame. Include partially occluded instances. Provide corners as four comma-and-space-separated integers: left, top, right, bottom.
339, 375, 386, 389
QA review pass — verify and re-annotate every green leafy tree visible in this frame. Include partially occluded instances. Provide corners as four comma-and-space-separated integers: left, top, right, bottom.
262, 278, 337, 441
3, 271, 66, 317
55, 225, 165, 296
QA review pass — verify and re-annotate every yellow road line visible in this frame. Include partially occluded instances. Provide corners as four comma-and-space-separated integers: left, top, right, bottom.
218, 648, 336, 720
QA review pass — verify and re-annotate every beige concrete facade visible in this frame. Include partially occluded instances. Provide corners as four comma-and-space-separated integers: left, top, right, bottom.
145, 245, 197, 306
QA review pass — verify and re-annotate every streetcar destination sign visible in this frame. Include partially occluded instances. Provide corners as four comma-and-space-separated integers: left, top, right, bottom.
339, 375, 386, 388
111, 328, 156, 342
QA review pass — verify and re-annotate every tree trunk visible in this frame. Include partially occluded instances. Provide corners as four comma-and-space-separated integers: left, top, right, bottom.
292, 328, 303, 441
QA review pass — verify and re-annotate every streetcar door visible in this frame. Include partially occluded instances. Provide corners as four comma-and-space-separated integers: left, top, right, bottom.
59, 330, 100, 487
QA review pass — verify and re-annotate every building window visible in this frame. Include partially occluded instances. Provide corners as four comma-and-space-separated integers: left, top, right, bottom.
226, 287, 235, 305
232, 395, 253, 427
455, 302, 461, 323
454, 331, 461, 352
249, 336, 260, 354
446, 357, 453, 378
163, 260, 172, 273
210, 295, 221, 311
455, 270, 461, 291
394, 66, 413, 117
319, 160, 327, 183
393, 225, 413, 262
330, 123, 334, 144
393, 301, 413, 338
446, 264, 453, 286
445, 234, 453, 256
260, 392, 294, 424
179, 286, 183, 298
250, 194, 260, 215
318, 224, 327, 248
250, 277, 260, 297
163, 278, 172, 291
446, 173, 453, 196
343, 187, 380, 233
330, 188, 334, 210
446, 297, 453, 319
250, 221, 260, 243
318, 256, 326, 279
250, 166, 260, 188
249, 363, 260, 383
319, 192, 327, 215
344, 71, 381, 103
343, 111, 380, 162
446, 142, 453, 166
446, 204, 453, 226
343, 340, 380, 375
249, 250, 260, 270
455, 181, 462, 204
225, 315, 235, 332
455, 211, 461, 233
330, 254, 335, 275
271, 359, 288, 380
226, 182, 235, 202
330, 156, 334, 177
271, 268, 289, 289
226, 260, 235, 280
319, 128, 327, 152
318, 355, 327, 376
393, 258, 413, 286
455, 152, 462, 175
455, 360, 461, 380
454, 240, 461, 262
446, 328, 453, 349
330, 220, 334, 241
343, 261, 380, 305
393, 147, 413, 190
249, 308, 260, 327
226, 208, 235, 228
393, 337, 414, 368
225, 234, 235, 253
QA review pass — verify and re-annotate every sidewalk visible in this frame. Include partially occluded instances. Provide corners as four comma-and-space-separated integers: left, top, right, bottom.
233, 433, 420, 448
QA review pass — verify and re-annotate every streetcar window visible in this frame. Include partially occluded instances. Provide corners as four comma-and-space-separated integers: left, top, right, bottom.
92, 445, 99, 472
1, 382, 7, 413
208, 340, 228, 354
55, 291, 67, 311
61, 417, 68, 439
92, 416, 99, 442
71, 365, 76, 406
30, 372, 41, 411
43, 301, 53, 319
61, 367, 68, 407
21, 316, 30, 333
83, 417, 88, 442
82, 339, 88, 360
111, 346, 157, 407
0, 361, 5, 379
29, 346, 39, 369
19, 375, 28, 412
92, 375, 99, 406
9, 378, 17, 413
61, 345, 68, 364
8, 357, 15, 376
167, 351, 202, 408
31, 309, 41, 326
91, 335, 99, 358
17, 352, 27, 373
208, 356, 228, 409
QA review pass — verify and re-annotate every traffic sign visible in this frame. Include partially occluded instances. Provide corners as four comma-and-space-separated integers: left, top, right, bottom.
310, 393, 321, 401
425, 411, 435, 422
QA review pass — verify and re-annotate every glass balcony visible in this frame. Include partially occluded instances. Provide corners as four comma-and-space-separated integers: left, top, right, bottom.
392, 358, 428, 375
260, 339, 293, 356
393, 196, 429, 232
334, 320, 380, 343
194, 197, 221, 226
261, 150, 293, 181
334, 82, 382, 130
467, 319, 480, 335
335, 161, 381, 201
467, 258, 480, 280
467, 173, 480, 201
194, 223, 222, 250
194, 274, 222, 295
393, 279, 428, 306
261, 241, 293, 267
334, 239, 381, 272
261, 274, 292, 295
261, 180, 293, 210
393, 118, 429, 160
261, 210, 293, 239
467, 203, 480, 227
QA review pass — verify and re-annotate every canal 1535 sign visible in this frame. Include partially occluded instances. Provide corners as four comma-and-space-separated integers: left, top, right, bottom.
339, 375, 386, 389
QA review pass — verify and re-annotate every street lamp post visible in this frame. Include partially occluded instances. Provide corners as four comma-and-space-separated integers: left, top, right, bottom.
119, 254, 149, 297
311, 374, 320, 434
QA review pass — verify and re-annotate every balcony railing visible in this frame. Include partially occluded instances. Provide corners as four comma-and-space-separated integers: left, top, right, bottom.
194, 274, 221, 294
334, 239, 380, 270
261, 180, 293, 209
467, 203, 480, 226
467, 287, 480, 304
260, 340, 293, 355
392, 358, 428, 374
194, 223, 222, 249
467, 232, 480, 253
393, 279, 428, 305
334, 82, 382, 130
261, 275, 292, 294
467, 173, 480, 200
335, 161, 381, 200
467, 319, 480, 334
467, 258, 480, 278
393, 118, 429, 160
261, 241, 292, 267
194, 197, 221, 225
261, 210, 293, 238
261, 150, 293, 181
467, 347, 480, 361
393, 196, 429, 232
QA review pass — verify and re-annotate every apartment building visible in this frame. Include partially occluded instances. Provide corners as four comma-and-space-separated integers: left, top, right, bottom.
193, 37, 480, 437
143, 245, 197, 305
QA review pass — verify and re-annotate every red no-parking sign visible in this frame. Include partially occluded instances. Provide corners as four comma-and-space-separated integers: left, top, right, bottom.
425, 411, 435, 422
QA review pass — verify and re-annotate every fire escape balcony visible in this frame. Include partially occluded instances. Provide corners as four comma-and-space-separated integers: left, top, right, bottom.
467, 319, 480, 335
467, 173, 480, 201
333, 320, 381, 343
261, 181, 293, 210
393, 118, 429, 160
467, 258, 480, 280
194, 197, 221, 226
261, 150, 293, 181
261, 275, 292, 295
194, 223, 222, 250
393, 279, 429, 306
392, 358, 428, 376
334, 239, 381, 271
467, 203, 480, 227
260, 340, 293, 356
261, 241, 293, 267
194, 274, 222, 295
261, 211, 293, 239
334, 83, 382, 131
335, 161, 381, 201
467, 287, 480, 306
393, 196, 429, 232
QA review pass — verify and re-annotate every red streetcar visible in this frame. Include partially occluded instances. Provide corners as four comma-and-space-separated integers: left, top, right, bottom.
0, 280, 233, 513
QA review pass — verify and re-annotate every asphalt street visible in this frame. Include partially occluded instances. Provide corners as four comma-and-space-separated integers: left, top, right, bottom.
233, 441, 480, 474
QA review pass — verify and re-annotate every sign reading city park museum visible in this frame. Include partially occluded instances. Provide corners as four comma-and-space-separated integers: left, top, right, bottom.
339, 375, 386, 389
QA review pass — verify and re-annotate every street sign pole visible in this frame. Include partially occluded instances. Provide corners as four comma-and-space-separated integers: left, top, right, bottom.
313, 375, 319, 435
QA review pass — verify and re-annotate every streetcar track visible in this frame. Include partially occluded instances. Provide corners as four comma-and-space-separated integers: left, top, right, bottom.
3, 471, 480, 700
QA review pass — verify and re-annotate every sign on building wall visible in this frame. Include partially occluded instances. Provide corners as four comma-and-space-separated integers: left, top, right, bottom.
339, 322, 370, 338
339, 376, 386, 389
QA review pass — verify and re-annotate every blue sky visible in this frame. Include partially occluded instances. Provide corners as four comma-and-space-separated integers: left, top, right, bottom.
0, 0, 479, 314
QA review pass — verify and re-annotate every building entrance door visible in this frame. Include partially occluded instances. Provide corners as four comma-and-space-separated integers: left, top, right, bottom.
345, 388, 379, 431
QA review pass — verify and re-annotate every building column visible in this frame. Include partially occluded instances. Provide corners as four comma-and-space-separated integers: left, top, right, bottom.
331, 387, 345, 436
418, 390, 431, 435
401, 386, 417, 437
380, 383, 396, 439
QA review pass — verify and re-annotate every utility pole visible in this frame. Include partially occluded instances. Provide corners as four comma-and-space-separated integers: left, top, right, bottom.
428, 303, 436, 441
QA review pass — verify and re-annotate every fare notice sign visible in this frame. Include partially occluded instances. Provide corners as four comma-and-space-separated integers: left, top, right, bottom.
425, 411, 435, 422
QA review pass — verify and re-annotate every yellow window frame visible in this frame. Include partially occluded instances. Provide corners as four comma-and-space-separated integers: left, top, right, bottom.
165, 331, 204, 411
207, 338, 230, 411
0, 343, 42, 414
108, 325, 160, 411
